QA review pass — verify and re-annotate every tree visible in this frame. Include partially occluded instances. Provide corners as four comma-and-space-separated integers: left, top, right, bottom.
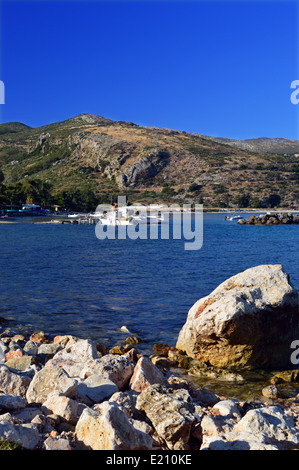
21, 180, 38, 204
32, 180, 53, 207
234, 193, 250, 208
266, 194, 281, 208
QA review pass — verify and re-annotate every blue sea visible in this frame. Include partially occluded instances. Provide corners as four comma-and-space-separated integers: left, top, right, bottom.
1, 213, 299, 356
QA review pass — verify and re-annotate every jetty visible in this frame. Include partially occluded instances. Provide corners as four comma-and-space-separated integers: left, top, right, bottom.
33, 216, 98, 225
238, 212, 299, 225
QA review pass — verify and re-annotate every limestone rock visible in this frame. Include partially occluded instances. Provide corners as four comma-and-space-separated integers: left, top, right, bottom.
0, 365, 31, 397
44, 339, 99, 377
212, 399, 242, 418
200, 413, 236, 437
26, 367, 78, 404
176, 265, 299, 369
129, 356, 166, 392
234, 406, 299, 449
5, 355, 37, 371
41, 395, 79, 425
75, 402, 153, 450
92, 354, 134, 390
200, 432, 279, 450
108, 391, 144, 421
43, 435, 71, 450
136, 384, 195, 449
76, 374, 118, 406
0, 422, 39, 449
0, 393, 27, 411
262, 385, 280, 399
45, 339, 98, 369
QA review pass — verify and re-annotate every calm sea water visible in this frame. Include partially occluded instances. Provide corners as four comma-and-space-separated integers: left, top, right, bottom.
1, 213, 299, 356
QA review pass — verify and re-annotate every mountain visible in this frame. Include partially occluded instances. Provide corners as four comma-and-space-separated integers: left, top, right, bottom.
195, 134, 299, 155
0, 113, 298, 209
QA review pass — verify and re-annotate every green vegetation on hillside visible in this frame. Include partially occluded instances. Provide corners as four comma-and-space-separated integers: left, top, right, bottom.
0, 114, 298, 211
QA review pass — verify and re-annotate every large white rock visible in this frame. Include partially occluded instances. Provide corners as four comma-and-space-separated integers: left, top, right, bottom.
0, 393, 26, 411
233, 406, 299, 449
26, 367, 78, 404
0, 365, 31, 397
76, 374, 118, 405
45, 339, 99, 376
176, 265, 299, 369
200, 432, 279, 450
41, 394, 79, 425
90, 354, 135, 390
0, 422, 39, 449
75, 401, 153, 450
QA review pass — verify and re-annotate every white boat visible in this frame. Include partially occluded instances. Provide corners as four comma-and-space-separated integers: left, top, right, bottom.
68, 213, 83, 218
99, 211, 136, 226
89, 211, 104, 219
225, 215, 243, 221
131, 212, 165, 224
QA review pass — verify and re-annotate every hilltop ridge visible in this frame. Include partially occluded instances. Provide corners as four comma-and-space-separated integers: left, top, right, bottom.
0, 113, 298, 209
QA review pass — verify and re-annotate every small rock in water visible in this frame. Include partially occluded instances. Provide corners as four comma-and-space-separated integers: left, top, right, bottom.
120, 326, 131, 334
124, 336, 140, 345
262, 385, 280, 399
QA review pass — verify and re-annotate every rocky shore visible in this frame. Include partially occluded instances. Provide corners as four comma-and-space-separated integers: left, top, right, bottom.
238, 212, 299, 225
0, 264, 299, 451
0, 326, 298, 450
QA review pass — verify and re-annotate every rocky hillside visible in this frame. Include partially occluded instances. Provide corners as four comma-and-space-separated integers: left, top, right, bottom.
0, 113, 298, 208
196, 134, 299, 156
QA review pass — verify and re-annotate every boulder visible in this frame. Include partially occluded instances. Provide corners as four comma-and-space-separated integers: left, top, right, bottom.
26, 367, 78, 404
200, 432, 279, 450
212, 399, 242, 419
108, 391, 144, 420
89, 354, 134, 390
75, 402, 153, 450
0, 365, 31, 397
41, 394, 79, 425
44, 339, 100, 378
45, 339, 98, 370
5, 355, 37, 371
0, 393, 27, 411
129, 356, 166, 392
136, 384, 196, 449
76, 374, 118, 406
176, 265, 299, 370
0, 422, 39, 449
233, 406, 299, 449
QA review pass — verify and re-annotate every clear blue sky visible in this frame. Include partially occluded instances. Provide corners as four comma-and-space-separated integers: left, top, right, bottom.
0, 0, 298, 140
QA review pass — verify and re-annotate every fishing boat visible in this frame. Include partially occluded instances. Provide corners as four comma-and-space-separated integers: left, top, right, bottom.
225, 215, 243, 221
99, 211, 136, 226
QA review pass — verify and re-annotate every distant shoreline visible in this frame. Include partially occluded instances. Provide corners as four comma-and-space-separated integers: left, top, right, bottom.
1, 208, 299, 225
